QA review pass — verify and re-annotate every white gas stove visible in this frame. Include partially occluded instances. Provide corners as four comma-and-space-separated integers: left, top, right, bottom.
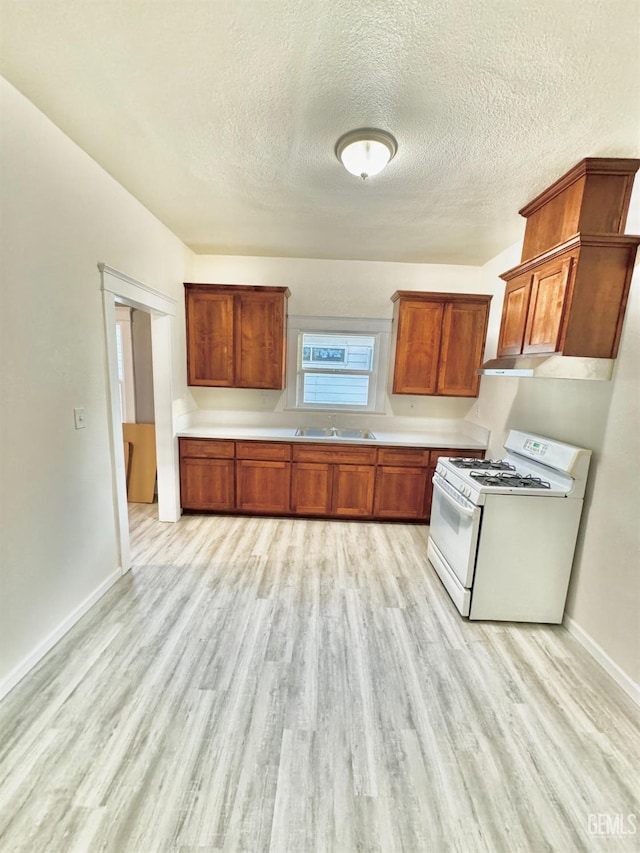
427, 430, 591, 623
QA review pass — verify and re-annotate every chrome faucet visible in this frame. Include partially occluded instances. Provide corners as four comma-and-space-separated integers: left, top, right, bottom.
328, 412, 338, 435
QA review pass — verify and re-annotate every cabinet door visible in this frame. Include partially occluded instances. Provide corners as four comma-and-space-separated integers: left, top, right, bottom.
374, 466, 429, 520
392, 299, 444, 395
523, 258, 573, 354
438, 301, 490, 397
186, 290, 234, 386
291, 462, 332, 515
497, 273, 532, 356
235, 291, 287, 389
425, 449, 485, 520
332, 464, 375, 517
180, 458, 235, 511
236, 460, 291, 513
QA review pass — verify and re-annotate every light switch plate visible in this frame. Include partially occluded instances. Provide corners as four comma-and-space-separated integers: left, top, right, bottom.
74, 407, 86, 429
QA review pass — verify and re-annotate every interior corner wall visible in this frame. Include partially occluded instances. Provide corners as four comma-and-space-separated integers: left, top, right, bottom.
473, 190, 640, 689
0, 78, 191, 698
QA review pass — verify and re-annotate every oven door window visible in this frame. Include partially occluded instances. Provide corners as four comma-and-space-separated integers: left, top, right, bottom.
429, 477, 481, 588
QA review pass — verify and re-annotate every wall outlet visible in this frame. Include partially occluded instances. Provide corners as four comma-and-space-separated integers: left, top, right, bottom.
74, 407, 86, 429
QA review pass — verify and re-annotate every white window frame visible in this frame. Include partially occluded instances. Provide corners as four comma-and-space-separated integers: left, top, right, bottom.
285, 315, 390, 414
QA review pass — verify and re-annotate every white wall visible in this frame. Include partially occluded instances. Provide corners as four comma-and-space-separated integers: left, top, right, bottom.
472, 192, 640, 688
0, 79, 191, 697
186, 253, 504, 423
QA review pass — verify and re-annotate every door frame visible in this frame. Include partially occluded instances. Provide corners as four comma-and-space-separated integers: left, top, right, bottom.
100, 263, 179, 575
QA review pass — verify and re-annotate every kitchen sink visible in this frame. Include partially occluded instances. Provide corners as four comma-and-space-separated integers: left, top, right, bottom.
295, 427, 376, 440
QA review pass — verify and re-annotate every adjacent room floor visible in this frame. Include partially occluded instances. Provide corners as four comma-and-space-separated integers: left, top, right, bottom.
0, 504, 638, 852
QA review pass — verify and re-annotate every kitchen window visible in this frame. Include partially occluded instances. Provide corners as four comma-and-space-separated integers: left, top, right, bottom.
286, 316, 390, 413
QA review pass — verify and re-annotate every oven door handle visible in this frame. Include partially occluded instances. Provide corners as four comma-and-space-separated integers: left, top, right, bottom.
432, 474, 478, 518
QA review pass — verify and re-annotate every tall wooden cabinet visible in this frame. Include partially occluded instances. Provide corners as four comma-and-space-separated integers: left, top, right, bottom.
496, 158, 640, 360
185, 283, 290, 389
390, 291, 492, 397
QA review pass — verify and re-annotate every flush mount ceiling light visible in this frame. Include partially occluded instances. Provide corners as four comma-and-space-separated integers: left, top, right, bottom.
335, 128, 398, 180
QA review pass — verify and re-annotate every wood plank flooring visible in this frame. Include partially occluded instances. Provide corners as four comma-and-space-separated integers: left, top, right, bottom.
0, 504, 639, 852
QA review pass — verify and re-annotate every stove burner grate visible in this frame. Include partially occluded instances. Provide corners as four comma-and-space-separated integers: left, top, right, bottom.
450, 458, 515, 471
469, 471, 552, 489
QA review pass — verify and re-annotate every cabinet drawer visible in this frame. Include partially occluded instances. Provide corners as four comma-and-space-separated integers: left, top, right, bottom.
429, 448, 485, 466
292, 443, 377, 465
377, 447, 430, 467
236, 440, 291, 461
179, 438, 235, 459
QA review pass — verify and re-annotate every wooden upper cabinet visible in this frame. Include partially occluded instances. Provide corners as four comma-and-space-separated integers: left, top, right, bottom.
520, 158, 640, 262
498, 235, 639, 359
391, 292, 491, 397
185, 284, 289, 389
496, 158, 640, 360
438, 300, 491, 397
497, 272, 532, 356
235, 290, 288, 389
523, 257, 573, 354
185, 289, 234, 386
391, 297, 444, 394
498, 257, 575, 358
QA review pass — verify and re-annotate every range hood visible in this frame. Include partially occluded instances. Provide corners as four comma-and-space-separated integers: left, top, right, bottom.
478, 354, 615, 380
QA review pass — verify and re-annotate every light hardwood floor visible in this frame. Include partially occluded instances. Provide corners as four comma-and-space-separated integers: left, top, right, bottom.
0, 504, 639, 852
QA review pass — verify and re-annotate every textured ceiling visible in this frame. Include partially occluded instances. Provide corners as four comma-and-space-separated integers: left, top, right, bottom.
1, 1, 639, 264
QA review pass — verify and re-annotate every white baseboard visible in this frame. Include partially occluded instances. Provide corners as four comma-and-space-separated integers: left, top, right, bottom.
563, 615, 640, 707
0, 568, 122, 702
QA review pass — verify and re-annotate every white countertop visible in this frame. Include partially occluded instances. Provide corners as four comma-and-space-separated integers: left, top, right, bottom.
177, 424, 487, 450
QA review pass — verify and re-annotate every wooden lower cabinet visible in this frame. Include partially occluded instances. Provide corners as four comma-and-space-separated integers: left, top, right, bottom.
179, 438, 235, 511
374, 447, 431, 520
180, 458, 235, 511
179, 438, 485, 521
236, 459, 291, 514
291, 444, 376, 519
236, 441, 291, 514
375, 466, 429, 520
291, 462, 332, 515
333, 464, 375, 517
291, 460, 375, 518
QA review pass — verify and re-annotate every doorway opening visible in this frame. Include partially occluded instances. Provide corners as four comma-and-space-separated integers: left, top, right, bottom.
100, 264, 179, 575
